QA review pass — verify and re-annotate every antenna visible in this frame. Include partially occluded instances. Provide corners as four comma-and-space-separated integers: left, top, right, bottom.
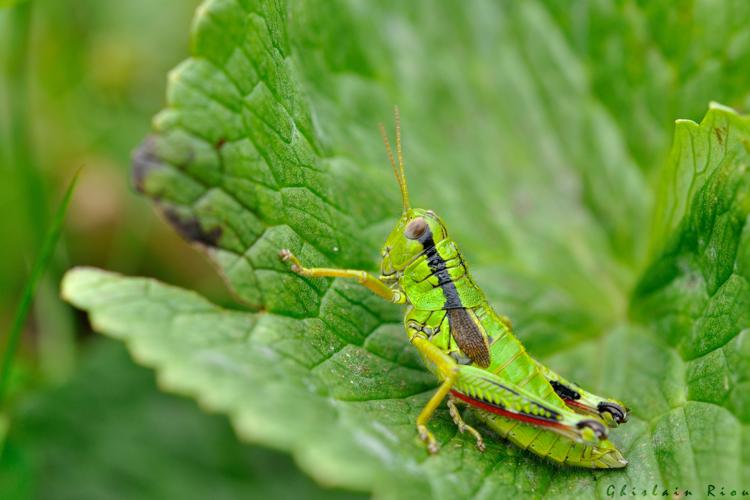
379, 107, 410, 213
394, 106, 409, 209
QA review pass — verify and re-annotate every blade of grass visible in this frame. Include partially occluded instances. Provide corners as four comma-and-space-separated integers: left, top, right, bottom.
0, 170, 80, 407
2, 2, 78, 389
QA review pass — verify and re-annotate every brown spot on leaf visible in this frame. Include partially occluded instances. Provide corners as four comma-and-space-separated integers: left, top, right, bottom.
214, 137, 226, 150
714, 127, 725, 145
131, 136, 162, 194
162, 206, 222, 247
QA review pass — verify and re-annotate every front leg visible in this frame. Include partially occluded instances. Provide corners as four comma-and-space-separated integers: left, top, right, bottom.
279, 249, 405, 303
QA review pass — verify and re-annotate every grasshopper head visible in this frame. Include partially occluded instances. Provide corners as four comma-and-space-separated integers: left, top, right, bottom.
377, 107, 449, 278
380, 208, 448, 277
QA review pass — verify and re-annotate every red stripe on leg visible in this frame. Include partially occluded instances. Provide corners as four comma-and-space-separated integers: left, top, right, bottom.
450, 390, 566, 430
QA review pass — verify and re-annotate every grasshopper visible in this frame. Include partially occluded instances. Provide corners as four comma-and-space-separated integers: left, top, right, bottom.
279, 108, 629, 468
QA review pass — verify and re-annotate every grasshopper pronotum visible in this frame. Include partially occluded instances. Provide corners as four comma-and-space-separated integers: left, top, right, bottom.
280, 108, 629, 468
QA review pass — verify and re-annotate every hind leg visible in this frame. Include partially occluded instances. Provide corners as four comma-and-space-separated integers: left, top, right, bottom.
532, 359, 629, 427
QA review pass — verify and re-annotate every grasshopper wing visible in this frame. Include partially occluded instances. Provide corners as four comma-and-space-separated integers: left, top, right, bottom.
447, 308, 491, 368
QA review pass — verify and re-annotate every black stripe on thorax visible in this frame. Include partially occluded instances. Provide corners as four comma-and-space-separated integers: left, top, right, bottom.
418, 227, 462, 309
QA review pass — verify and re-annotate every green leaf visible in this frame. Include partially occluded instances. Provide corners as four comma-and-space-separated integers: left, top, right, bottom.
63, 1, 750, 498
632, 104, 750, 395
0, 339, 364, 500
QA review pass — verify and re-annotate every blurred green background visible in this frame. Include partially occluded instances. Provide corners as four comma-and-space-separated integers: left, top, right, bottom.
0, 1, 361, 498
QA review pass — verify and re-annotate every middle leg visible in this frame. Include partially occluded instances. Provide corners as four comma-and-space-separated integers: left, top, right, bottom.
447, 394, 485, 451
411, 336, 463, 454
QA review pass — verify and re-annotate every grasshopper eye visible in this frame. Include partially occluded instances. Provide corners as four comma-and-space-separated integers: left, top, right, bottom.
404, 218, 427, 240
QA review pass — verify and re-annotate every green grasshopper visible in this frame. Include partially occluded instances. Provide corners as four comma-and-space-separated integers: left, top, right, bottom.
279, 109, 629, 468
